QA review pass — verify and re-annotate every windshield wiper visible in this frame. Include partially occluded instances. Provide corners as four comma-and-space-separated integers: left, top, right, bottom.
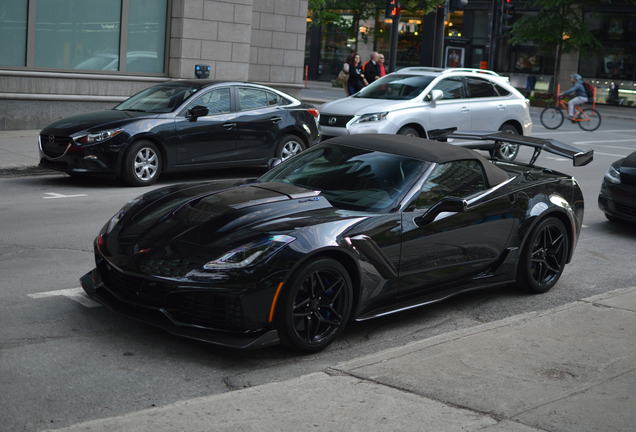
121, 108, 146, 112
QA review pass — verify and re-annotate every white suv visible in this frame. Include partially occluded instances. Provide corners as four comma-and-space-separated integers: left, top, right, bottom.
319, 67, 532, 161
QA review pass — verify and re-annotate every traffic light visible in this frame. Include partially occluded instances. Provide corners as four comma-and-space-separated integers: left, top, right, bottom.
385, 0, 399, 19
501, 0, 515, 35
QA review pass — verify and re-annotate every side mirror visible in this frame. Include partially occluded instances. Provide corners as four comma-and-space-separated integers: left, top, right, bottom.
429, 89, 444, 105
186, 105, 209, 121
417, 196, 467, 225
267, 157, 282, 170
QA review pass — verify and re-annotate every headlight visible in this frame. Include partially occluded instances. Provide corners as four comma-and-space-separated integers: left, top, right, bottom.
355, 112, 389, 123
74, 128, 123, 145
604, 165, 621, 184
203, 235, 295, 270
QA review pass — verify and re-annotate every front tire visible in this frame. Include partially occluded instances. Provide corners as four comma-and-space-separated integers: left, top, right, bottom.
517, 217, 569, 294
276, 258, 353, 352
122, 140, 162, 186
577, 108, 601, 131
397, 126, 420, 137
496, 123, 520, 161
276, 135, 306, 161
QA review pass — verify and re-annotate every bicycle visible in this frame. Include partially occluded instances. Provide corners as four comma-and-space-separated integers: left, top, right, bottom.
540, 96, 601, 131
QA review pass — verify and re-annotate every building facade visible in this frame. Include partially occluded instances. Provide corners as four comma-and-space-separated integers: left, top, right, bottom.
0, 0, 309, 129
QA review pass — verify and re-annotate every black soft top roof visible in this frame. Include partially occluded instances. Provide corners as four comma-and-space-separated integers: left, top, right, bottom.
324, 134, 509, 186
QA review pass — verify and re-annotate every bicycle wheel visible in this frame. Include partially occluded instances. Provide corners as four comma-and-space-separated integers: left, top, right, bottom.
540, 107, 564, 129
577, 108, 601, 131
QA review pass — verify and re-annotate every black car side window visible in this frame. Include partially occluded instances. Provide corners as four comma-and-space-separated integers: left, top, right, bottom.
414, 160, 487, 209
432, 78, 465, 100
185, 88, 231, 115
239, 88, 269, 110
467, 78, 498, 98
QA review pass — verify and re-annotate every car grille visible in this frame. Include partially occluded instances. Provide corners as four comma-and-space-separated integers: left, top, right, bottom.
615, 202, 636, 217
97, 259, 173, 307
319, 114, 354, 128
40, 135, 71, 158
165, 291, 244, 331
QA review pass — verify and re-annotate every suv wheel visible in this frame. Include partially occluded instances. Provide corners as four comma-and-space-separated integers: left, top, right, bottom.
397, 126, 420, 138
496, 123, 520, 161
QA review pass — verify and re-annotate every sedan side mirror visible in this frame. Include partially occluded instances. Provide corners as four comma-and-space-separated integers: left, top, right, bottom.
267, 157, 282, 170
187, 105, 209, 121
417, 196, 467, 225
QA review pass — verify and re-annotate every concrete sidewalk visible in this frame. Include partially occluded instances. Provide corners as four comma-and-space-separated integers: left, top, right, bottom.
46, 287, 636, 432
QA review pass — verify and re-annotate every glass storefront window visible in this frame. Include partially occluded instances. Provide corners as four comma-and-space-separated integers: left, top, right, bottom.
0, 0, 28, 66
35, 0, 122, 70
127, 0, 167, 73
375, 15, 425, 68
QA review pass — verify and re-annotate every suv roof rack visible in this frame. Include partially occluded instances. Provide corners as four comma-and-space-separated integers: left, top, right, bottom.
398, 67, 500, 77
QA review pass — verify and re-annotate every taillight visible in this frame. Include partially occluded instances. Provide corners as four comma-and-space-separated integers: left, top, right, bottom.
97, 234, 105, 251
307, 108, 320, 118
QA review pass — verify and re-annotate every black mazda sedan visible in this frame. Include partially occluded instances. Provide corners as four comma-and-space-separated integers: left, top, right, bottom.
39, 81, 320, 186
598, 150, 636, 223
81, 133, 591, 352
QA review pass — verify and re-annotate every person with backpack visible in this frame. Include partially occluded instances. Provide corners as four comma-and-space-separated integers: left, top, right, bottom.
559, 73, 591, 121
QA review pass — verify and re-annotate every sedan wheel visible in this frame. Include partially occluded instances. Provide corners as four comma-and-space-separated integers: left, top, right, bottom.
122, 141, 162, 186
277, 258, 353, 352
276, 135, 306, 161
517, 217, 569, 293
397, 126, 420, 138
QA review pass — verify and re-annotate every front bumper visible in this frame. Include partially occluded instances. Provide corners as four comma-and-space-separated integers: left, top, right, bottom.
38, 134, 122, 176
598, 178, 636, 223
80, 268, 279, 349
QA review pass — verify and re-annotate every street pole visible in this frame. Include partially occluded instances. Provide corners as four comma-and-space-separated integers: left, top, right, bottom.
388, 10, 400, 72
487, 0, 499, 70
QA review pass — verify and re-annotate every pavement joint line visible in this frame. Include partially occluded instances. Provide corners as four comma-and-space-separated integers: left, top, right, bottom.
509, 366, 636, 421
0, 243, 92, 254
581, 300, 636, 314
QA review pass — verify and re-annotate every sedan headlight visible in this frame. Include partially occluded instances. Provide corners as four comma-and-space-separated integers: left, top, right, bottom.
604, 165, 621, 184
203, 235, 295, 270
355, 112, 389, 123
74, 128, 123, 145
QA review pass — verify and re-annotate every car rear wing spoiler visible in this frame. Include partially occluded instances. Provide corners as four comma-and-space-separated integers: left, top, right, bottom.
428, 129, 594, 167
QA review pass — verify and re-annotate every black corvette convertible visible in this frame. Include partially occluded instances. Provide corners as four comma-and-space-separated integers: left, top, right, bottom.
81, 132, 592, 351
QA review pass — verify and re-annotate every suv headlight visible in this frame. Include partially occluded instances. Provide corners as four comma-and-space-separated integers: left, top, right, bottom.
203, 235, 295, 270
604, 165, 621, 184
355, 112, 389, 123
74, 128, 123, 145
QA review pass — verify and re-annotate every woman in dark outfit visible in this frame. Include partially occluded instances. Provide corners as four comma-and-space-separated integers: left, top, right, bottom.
347, 53, 367, 96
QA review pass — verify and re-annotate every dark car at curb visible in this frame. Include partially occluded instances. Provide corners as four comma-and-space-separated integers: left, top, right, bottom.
599, 150, 636, 223
39, 81, 320, 186
81, 133, 592, 352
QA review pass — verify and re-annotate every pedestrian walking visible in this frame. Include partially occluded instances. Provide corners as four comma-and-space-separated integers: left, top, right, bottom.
363, 52, 381, 84
347, 53, 367, 95
378, 53, 387, 77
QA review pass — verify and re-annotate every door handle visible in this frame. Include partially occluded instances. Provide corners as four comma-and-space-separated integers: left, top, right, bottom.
223, 122, 236, 130
497, 104, 505, 111
460, 106, 470, 113
270, 116, 283, 123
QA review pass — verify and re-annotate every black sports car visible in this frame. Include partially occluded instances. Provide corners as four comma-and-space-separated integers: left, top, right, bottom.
598, 150, 636, 223
81, 132, 592, 351
39, 81, 320, 186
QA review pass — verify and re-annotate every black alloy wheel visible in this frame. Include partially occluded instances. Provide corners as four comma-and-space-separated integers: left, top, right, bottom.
496, 123, 520, 161
517, 217, 569, 293
276, 134, 306, 161
277, 258, 353, 352
397, 126, 420, 137
122, 140, 162, 186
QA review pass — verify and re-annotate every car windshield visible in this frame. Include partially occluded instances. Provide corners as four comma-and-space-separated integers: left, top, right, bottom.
114, 84, 201, 113
353, 74, 435, 100
259, 144, 428, 212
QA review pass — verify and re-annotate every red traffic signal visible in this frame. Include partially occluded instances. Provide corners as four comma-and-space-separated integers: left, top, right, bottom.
385, 0, 400, 18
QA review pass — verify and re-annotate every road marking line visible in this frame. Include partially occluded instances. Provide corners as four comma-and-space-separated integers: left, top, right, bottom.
43, 192, 88, 199
533, 129, 636, 135
573, 138, 635, 145
546, 156, 568, 161
582, 224, 589, 228
594, 151, 628, 158
28, 287, 101, 308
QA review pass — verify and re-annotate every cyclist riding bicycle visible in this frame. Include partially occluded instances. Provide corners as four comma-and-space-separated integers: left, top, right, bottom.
559, 73, 588, 122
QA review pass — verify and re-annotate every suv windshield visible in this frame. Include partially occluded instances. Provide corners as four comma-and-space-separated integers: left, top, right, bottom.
259, 144, 428, 212
114, 84, 201, 113
353, 74, 435, 100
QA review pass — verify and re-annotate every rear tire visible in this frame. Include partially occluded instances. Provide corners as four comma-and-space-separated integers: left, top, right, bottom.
397, 126, 420, 137
517, 217, 569, 294
540, 107, 564, 129
122, 140, 162, 187
276, 134, 306, 161
496, 123, 520, 161
276, 258, 353, 353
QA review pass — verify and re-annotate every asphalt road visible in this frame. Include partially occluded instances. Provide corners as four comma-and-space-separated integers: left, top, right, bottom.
1, 115, 635, 431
